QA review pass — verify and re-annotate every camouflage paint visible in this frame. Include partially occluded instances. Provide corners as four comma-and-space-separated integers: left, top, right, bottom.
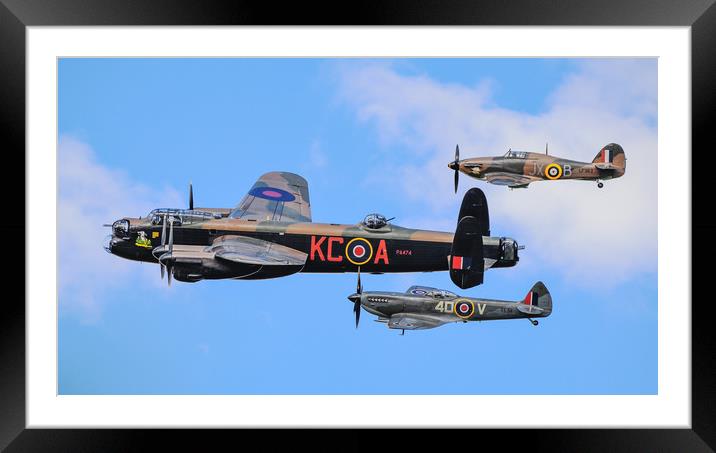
450, 143, 626, 188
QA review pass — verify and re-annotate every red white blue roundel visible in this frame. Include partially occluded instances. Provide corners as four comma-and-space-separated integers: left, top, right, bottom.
345, 238, 373, 266
249, 186, 296, 202
454, 300, 475, 319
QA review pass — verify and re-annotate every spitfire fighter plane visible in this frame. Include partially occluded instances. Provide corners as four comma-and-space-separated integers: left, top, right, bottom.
448, 143, 626, 190
105, 172, 522, 289
347, 271, 552, 332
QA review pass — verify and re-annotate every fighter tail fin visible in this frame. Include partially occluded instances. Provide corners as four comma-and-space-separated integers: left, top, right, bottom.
520, 281, 552, 316
592, 143, 626, 169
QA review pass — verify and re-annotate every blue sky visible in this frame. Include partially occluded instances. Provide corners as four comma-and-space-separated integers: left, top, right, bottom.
58, 58, 657, 394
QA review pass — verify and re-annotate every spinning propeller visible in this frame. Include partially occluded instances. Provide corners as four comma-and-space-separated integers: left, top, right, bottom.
154, 182, 195, 286
157, 215, 176, 286
159, 214, 167, 280
347, 268, 363, 328
449, 144, 460, 193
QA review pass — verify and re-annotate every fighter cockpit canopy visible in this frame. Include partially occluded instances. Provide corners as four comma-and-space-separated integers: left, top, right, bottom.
504, 149, 527, 159
362, 213, 392, 230
406, 286, 457, 299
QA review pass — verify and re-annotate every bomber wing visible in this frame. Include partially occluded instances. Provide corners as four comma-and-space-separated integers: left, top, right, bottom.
153, 235, 307, 281
208, 235, 307, 266
229, 171, 311, 223
387, 313, 448, 330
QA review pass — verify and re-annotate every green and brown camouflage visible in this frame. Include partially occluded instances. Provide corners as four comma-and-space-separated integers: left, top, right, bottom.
105, 172, 521, 287
448, 143, 626, 189
347, 279, 552, 331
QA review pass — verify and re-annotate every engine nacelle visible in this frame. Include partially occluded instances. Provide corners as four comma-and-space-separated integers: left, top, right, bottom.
172, 268, 204, 283
498, 237, 520, 266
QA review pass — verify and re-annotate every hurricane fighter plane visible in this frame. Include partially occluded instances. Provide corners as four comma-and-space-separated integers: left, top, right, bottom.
105, 172, 522, 289
347, 270, 552, 333
448, 143, 626, 190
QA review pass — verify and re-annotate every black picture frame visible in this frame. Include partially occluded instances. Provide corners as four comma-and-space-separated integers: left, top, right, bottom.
3, 0, 713, 450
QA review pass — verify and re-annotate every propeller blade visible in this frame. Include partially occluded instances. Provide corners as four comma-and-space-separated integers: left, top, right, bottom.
353, 299, 361, 328
156, 214, 168, 281
189, 182, 194, 210
167, 219, 175, 286
353, 267, 363, 328
357, 267, 362, 294
161, 214, 167, 246
453, 144, 460, 193
168, 218, 174, 254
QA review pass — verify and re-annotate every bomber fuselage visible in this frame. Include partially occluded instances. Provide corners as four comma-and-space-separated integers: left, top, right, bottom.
106, 215, 519, 280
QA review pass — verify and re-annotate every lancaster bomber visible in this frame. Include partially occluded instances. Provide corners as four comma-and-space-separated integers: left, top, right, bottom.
348, 270, 552, 333
449, 143, 626, 190
105, 172, 522, 289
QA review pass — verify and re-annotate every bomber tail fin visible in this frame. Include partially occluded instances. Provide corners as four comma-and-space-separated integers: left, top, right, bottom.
450, 188, 491, 289
449, 216, 485, 289
592, 143, 626, 169
517, 281, 552, 317
457, 187, 490, 235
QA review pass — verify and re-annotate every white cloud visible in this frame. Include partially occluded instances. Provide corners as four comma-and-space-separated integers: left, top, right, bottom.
549, 59, 658, 124
58, 136, 183, 321
337, 60, 657, 286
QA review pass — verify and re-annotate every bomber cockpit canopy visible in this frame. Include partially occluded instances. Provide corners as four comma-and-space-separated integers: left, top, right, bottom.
362, 213, 392, 230
147, 208, 222, 226
406, 286, 457, 299
504, 150, 527, 159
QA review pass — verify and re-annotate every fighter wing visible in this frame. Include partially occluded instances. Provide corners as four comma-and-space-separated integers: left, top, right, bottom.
229, 172, 311, 223
484, 172, 537, 187
387, 313, 448, 330
208, 235, 307, 266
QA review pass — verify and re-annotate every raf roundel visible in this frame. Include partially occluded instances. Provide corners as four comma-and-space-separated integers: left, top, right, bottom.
345, 238, 374, 266
454, 299, 475, 319
544, 163, 563, 180
248, 186, 296, 202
